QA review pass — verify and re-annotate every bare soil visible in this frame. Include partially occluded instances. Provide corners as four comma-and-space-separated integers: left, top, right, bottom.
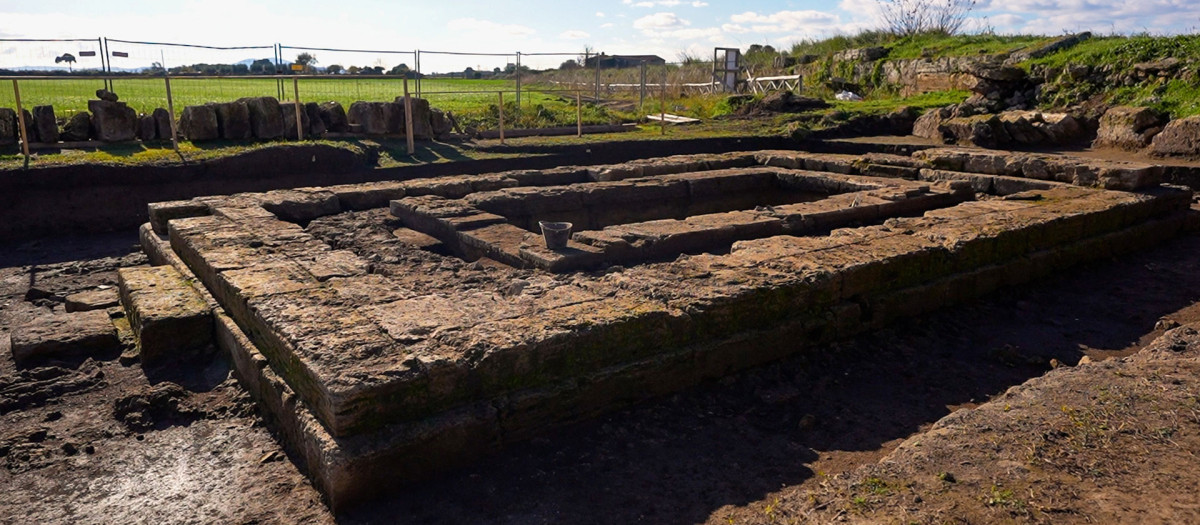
3, 222, 1200, 524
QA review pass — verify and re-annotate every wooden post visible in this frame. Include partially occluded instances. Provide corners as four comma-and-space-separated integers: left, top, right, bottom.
576, 91, 582, 138
515, 52, 522, 108
660, 71, 667, 136
292, 77, 304, 141
498, 91, 505, 144
403, 75, 415, 156
164, 76, 181, 158
639, 61, 646, 110
594, 56, 601, 101
12, 79, 30, 168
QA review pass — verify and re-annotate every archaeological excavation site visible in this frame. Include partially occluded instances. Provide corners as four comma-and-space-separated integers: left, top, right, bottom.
8, 26, 1200, 524
9, 122, 1200, 523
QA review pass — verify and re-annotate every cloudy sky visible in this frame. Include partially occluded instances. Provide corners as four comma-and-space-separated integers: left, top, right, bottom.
1, 0, 1198, 72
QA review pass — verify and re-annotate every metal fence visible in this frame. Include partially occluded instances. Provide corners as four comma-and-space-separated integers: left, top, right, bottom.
1, 37, 741, 161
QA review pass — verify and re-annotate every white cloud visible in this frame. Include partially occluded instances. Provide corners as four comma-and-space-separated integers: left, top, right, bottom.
560, 30, 590, 39
692, 1, 708, 6
595, 11, 605, 17
728, 10, 842, 33
628, 0, 684, 7
601, 22, 615, 28
446, 18, 535, 37
633, 12, 690, 32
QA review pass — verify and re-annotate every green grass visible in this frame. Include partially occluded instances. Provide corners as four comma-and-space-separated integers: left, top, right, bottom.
829, 89, 970, 114
0, 77, 519, 117
884, 33, 1051, 60
1027, 34, 1200, 117
0, 76, 630, 130
1027, 34, 1200, 70
790, 31, 1049, 61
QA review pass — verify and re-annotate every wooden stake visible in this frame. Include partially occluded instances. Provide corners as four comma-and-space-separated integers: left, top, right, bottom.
292, 77, 304, 141
660, 73, 667, 136
12, 79, 30, 168
576, 91, 582, 138
498, 91, 505, 144
164, 76, 181, 160
403, 75, 415, 156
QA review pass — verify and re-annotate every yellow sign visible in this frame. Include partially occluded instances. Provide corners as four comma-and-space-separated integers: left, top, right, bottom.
291, 64, 304, 71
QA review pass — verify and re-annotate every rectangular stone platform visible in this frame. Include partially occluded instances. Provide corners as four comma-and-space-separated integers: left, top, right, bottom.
140, 149, 1192, 509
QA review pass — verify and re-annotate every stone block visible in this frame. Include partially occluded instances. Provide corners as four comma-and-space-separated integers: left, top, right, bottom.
280, 102, 312, 139
304, 102, 326, 137
10, 310, 120, 364
239, 96, 284, 139
88, 99, 137, 142
136, 115, 157, 141
179, 105, 219, 141
210, 101, 252, 140
152, 108, 173, 139
118, 265, 213, 363
32, 105, 58, 143
0, 107, 17, 145
318, 101, 349, 132
65, 288, 120, 312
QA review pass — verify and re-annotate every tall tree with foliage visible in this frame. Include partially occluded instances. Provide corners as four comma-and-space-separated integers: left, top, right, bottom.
295, 52, 318, 73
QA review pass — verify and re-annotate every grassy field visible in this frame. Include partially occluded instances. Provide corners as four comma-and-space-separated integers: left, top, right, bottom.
0, 77, 518, 115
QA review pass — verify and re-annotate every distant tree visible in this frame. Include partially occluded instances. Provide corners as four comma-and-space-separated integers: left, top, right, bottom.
388, 63, 411, 76
875, 0, 977, 36
493, 67, 501, 74
559, 59, 581, 70
295, 52, 318, 73
347, 65, 361, 74
54, 53, 76, 72
326, 64, 343, 75
250, 58, 274, 74
358, 66, 383, 75
147, 61, 165, 74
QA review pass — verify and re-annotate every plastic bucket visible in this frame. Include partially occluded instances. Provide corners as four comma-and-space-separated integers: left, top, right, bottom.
539, 221, 573, 249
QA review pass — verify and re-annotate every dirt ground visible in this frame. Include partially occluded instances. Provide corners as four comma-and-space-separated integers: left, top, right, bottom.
3, 218, 1200, 524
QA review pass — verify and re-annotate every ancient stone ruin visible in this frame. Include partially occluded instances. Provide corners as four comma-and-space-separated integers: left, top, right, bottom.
0, 90, 455, 146
12, 144, 1165, 509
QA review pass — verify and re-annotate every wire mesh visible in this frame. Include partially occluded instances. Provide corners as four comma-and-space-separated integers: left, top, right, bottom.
0, 38, 105, 73
3, 38, 746, 138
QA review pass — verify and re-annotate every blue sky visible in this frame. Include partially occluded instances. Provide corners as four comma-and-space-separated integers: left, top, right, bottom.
2, 0, 1198, 72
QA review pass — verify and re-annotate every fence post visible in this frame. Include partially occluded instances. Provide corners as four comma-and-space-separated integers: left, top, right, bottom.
403, 75, 415, 156
415, 50, 421, 98
498, 91, 505, 144
660, 69, 667, 136
292, 77, 304, 141
576, 91, 582, 138
100, 37, 111, 91
639, 61, 647, 111
164, 75, 181, 158
515, 51, 521, 108
593, 56, 600, 101
12, 79, 30, 168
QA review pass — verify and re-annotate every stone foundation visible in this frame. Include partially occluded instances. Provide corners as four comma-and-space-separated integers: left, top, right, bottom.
135, 148, 1191, 509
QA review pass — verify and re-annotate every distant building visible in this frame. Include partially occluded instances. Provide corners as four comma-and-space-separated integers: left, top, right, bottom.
583, 54, 667, 68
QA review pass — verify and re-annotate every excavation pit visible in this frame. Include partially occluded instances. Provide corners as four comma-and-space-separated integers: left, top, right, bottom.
139, 148, 1191, 509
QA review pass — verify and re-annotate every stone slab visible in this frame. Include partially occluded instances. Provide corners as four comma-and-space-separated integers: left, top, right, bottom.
118, 265, 213, 363
64, 288, 120, 312
10, 310, 120, 364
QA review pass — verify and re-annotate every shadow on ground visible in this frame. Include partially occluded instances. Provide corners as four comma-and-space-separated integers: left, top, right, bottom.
338, 233, 1200, 525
